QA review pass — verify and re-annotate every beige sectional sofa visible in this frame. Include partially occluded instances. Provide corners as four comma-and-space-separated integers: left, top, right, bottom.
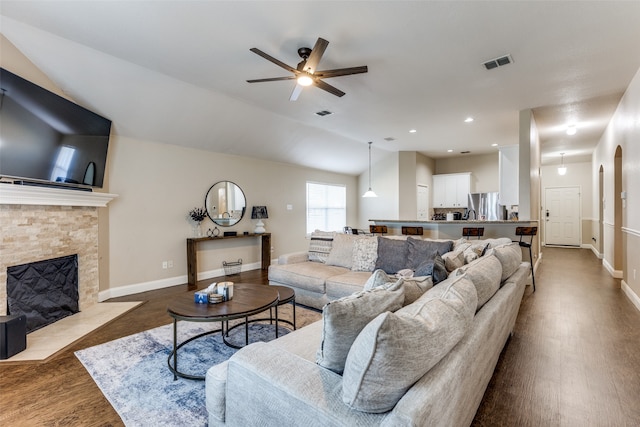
268, 232, 512, 309
206, 239, 529, 426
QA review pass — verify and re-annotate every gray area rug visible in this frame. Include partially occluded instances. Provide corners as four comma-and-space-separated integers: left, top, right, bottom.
75, 319, 294, 426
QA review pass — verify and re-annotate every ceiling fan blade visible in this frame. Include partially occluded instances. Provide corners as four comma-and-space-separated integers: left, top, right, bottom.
249, 48, 298, 74
304, 38, 329, 74
289, 84, 304, 101
314, 79, 345, 97
247, 76, 296, 83
314, 66, 368, 78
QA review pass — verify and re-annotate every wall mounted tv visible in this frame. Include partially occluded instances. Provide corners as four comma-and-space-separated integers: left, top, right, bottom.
0, 68, 111, 189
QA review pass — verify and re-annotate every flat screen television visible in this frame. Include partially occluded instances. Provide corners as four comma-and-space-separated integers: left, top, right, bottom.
0, 68, 111, 189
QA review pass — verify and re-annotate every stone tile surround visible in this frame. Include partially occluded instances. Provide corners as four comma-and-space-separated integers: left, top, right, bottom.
0, 185, 117, 318
0, 204, 99, 316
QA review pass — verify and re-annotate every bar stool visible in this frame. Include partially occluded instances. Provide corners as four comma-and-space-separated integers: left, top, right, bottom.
462, 227, 484, 240
515, 226, 538, 292
370, 225, 387, 235
402, 226, 423, 236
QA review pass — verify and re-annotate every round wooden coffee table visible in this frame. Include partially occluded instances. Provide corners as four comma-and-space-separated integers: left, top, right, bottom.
167, 282, 279, 380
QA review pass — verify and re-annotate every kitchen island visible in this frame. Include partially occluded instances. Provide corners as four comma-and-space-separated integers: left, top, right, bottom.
370, 219, 538, 240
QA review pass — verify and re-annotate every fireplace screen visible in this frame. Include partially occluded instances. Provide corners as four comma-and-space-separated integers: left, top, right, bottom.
6, 254, 79, 333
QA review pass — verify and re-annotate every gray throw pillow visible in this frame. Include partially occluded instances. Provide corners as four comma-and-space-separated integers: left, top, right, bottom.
364, 269, 433, 306
415, 253, 448, 284
316, 283, 405, 374
374, 237, 410, 274
342, 274, 477, 413
406, 237, 453, 269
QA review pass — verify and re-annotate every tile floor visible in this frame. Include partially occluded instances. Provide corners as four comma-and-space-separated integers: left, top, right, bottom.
0, 301, 142, 363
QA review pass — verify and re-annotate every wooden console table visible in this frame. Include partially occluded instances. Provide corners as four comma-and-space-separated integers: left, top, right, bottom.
186, 233, 271, 290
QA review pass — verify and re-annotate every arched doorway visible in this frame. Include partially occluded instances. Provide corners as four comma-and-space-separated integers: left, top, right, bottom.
599, 165, 604, 256
614, 146, 623, 274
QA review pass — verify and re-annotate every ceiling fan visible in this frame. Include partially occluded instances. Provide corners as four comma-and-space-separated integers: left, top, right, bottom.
246, 37, 368, 101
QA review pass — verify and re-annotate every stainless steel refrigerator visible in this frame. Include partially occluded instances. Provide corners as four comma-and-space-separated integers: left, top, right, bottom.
467, 192, 506, 221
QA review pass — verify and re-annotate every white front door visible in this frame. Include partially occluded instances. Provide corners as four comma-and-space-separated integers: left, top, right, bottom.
545, 186, 581, 246
417, 185, 429, 219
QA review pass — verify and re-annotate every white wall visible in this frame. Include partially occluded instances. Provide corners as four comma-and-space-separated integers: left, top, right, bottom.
106, 135, 359, 294
593, 66, 640, 307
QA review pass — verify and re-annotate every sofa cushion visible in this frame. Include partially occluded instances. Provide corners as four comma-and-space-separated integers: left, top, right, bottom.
268, 262, 349, 294
406, 237, 453, 269
491, 242, 523, 282
351, 236, 378, 272
316, 283, 405, 374
342, 274, 477, 413
454, 253, 502, 311
308, 230, 335, 263
415, 253, 448, 284
326, 234, 358, 268
374, 237, 410, 274
325, 271, 373, 300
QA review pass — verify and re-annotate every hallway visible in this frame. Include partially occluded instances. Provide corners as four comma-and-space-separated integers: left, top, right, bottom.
473, 247, 640, 426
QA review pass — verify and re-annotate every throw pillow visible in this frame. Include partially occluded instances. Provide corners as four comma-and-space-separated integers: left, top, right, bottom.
325, 234, 358, 269
454, 254, 502, 311
342, 274, 477, 413
308, 230, 335, 263
442, 249, 465, 272
351, 236, 378, 272
364, 269, 432, 306
415, 253, 448, 284
406, 237, 453, 270
492, 242, 523, 282
374, 237, 410, 274
316, 283, 405, 374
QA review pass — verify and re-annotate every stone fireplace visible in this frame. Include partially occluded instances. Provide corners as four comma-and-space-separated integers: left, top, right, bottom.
0, 185, 116, 322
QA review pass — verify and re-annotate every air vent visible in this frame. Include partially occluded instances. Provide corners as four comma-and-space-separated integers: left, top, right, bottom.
483, 54, 513, 70
460, 151, 471, 154
384, 137, 396, 142
315, 110, 333, 116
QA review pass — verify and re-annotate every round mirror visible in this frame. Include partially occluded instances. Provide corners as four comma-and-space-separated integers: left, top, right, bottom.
205, 181, 247, 227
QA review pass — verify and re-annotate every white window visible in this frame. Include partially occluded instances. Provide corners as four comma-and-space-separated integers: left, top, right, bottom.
306, 182, 346, 234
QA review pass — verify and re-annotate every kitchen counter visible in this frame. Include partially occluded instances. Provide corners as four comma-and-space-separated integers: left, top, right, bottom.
370, 219, 538, 240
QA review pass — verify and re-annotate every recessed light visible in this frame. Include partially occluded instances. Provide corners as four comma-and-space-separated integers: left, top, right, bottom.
491, 143, 498, 147
409, 129, 417, 133
566, 125, 577, 135
447, 149, 453, 153
464, 117, 474, 123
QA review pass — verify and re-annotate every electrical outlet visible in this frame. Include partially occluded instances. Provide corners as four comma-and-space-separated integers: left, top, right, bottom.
168, 260, 173, 268
162, 261, 168, 269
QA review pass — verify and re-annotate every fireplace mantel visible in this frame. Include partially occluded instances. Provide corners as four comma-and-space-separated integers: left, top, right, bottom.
0, 184, 117, 207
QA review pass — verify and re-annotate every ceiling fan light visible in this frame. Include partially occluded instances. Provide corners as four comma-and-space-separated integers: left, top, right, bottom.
297, 75, 313, 86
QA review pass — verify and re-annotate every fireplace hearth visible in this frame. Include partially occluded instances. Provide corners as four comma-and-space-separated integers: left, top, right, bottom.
7, 254, 79, 333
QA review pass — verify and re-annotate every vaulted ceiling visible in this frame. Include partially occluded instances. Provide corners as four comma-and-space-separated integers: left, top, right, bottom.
1, 1, 639, 175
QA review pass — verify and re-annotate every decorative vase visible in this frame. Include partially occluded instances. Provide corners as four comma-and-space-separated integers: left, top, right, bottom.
193, 222, 204, 237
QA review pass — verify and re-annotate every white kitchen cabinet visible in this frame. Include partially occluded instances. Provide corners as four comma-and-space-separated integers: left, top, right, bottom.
499, 145, 519, 206
433, 173, 470, 208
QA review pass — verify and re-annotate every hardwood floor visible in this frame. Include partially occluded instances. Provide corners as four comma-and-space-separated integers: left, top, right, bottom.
1, 248, 639, 426
473, 247, 640, 426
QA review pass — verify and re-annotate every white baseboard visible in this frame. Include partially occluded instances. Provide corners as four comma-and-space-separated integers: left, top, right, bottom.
622, 280, 640, 313
602, 258, 623, 279
98, 261, 261, 301
587, 244, 603, 259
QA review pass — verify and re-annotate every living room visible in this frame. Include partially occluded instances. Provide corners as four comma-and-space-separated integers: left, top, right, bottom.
1, 1, 640, 426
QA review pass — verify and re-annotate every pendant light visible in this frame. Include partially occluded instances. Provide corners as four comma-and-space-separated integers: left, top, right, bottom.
362, 141, 378, 198
558, 153, 567, 176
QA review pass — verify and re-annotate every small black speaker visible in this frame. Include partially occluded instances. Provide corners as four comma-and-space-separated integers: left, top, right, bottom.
0, 314, 27, 360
